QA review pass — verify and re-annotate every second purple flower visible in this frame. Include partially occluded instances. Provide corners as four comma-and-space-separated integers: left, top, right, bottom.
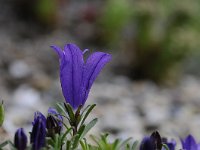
52, 43, 111, 109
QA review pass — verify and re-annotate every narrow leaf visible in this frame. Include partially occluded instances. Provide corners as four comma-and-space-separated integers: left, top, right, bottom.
0, 101, 4, 126
72, 134, 80, 149
119, 137, 132, 149
61, 127, 72, 143
80, 104, 96, 126
56, 103, 69, 118
64, 103, 75, 123
80, 118, 98, 139
131, 141, 138, 150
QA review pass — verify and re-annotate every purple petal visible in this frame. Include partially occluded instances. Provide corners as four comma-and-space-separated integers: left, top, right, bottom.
32, 111, 46, 126
82, 52, 111, 104
51, 45, 63, 59
181, 135, 198, 150
60, 44, 84, 109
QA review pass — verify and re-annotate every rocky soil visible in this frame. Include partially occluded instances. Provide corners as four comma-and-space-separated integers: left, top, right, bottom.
1, 1, 200, 149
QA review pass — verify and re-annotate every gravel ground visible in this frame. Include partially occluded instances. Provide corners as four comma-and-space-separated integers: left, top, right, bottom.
1, 1, 200, 148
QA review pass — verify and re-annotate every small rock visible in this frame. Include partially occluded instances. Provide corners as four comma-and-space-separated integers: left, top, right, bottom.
12, 84, 41, 108
9, 60, 31, 79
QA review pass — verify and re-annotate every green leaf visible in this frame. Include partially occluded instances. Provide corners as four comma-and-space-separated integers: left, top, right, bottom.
0, 101, 5, 126
80, 104, 96, 126
80, 118, 98, 139
61, 127, 73, 143
64, 103, 75, 124
72, 134, 80, 149
80, 140, 86, 150
0, 140, 15, 149
56, 103, 69, 119
113, 139, 120, 149
119, 137, 132, 149
81, 105, 91, 116
66, 140, 71, 150
77, 125, 85, 138
131, 141, 138, 150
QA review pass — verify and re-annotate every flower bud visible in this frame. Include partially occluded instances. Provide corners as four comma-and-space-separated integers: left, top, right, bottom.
31, 115, 46, 150
46, 115, 61, 137
140, 131, 162, 150
14, 128, 27, 150
48, 108, 63, 129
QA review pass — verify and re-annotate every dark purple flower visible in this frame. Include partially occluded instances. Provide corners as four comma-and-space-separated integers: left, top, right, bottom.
48, 107, 63, 128
14, 128, 27, 150
52, 43, 111, 109
30, 112, 46, 150
140, 137, 154, 150
181, 135, 199, 150
32, 111, 46, 126
140, 131, 162, 150
47, 108, 63, 137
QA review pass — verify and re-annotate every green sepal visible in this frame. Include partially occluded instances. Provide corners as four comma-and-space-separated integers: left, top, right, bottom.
64, 103, 75, 125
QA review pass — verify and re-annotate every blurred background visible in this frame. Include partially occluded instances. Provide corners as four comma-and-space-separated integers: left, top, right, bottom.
1, 0, 200, 146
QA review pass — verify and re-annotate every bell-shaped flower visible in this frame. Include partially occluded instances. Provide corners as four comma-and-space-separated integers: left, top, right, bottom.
30, 112, 46, 150
14, 128, 27, 150
181, 135, 199, 150
51, 43, 111, 109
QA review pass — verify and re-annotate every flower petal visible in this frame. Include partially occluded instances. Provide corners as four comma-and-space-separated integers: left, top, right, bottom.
51, 45, 63, 59
82, 52, 111, 104
61, 44, 84, 108
181, 135, 197, 150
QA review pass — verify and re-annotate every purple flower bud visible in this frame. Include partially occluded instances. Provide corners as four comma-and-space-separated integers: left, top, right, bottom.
140, 137, 154, 150
48, 107, 63, 128
140, 131, 162, 150
181, 135, 198, 150
30, 113, 46, 150
51, 43, 111, 109
14, 128, 27, 150
32, 111, 46, 126
46, 115, 61, 137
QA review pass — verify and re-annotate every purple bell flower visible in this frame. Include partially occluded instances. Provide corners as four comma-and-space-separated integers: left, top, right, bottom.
51, 43, 112, 109
14, 128, 27, 150
30, 112, 46, 150
181, 135, 199, 150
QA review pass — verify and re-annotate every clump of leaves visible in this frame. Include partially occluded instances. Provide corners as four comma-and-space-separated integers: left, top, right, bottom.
98, 0, 200, 83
